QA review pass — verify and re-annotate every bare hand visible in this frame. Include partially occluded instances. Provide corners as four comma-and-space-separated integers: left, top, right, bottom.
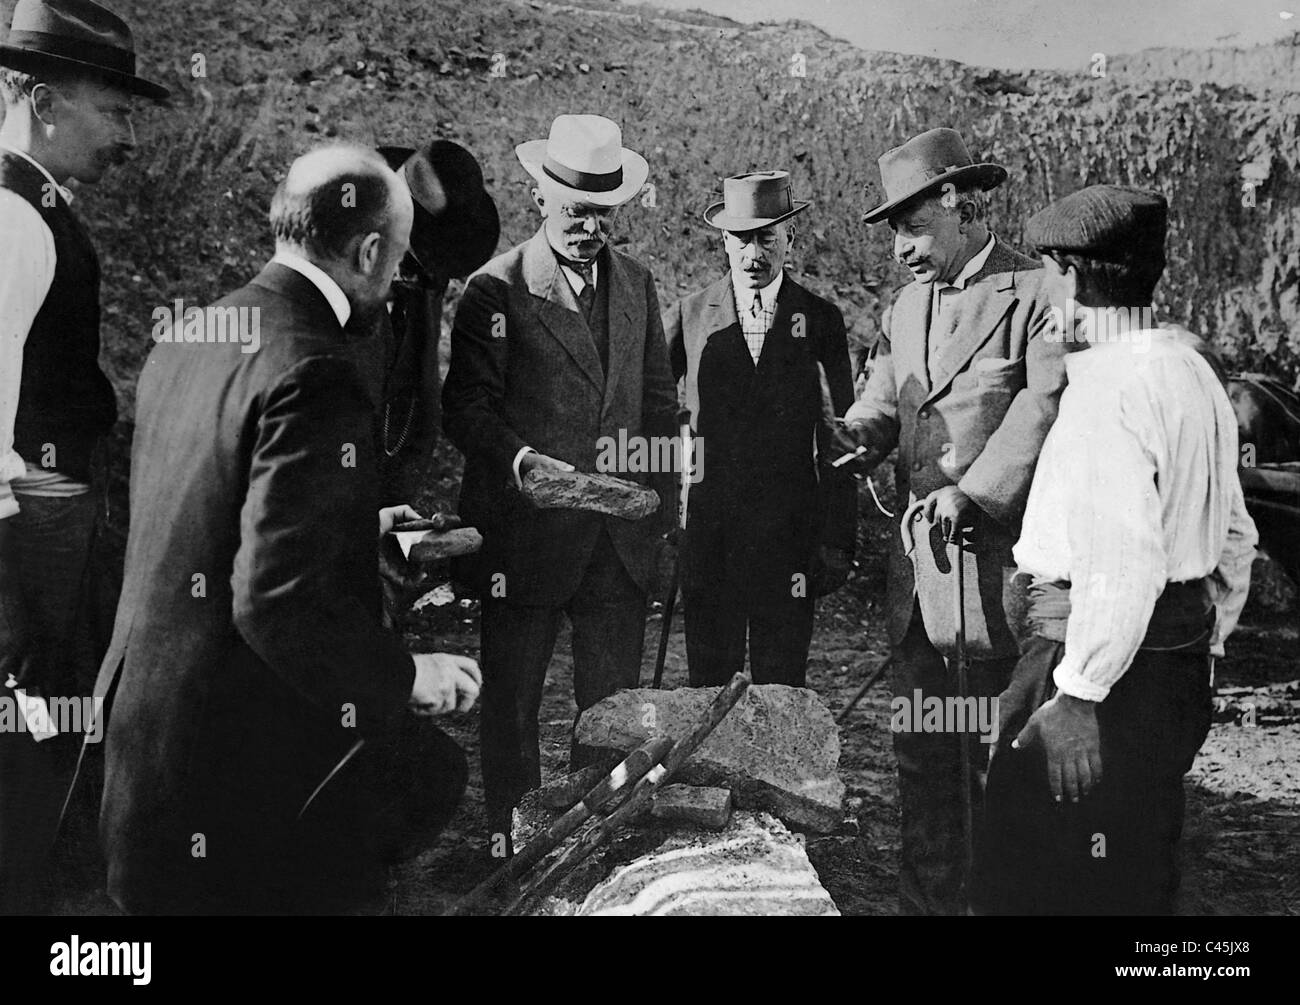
519, 451, 575, 478
1013, 692, 1103, 802
920, 485, 978, 543
410, 653, 482, 716
379, 504, 422, 538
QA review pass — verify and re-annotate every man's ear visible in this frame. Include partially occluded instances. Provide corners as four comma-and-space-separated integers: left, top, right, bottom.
29, 82, 58, 127
530, 186, 545, 214
356, 231, 383, 276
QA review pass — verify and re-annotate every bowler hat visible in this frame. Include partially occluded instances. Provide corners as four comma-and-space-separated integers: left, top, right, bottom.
862, 127, 1005, 225
703, 170, 809, 231
379, 140, 500, 280
516, 114, 648, 208
0, 0, 169, 101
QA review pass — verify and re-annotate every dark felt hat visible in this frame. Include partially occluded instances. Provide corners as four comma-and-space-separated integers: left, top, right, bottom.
0, 0, 169, 101
378, 139, 500, 281
1025, 184, 1167, 262
862, 127, 1005, 225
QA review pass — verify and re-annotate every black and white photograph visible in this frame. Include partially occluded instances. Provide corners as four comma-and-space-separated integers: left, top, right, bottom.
0, 0, 1294, 975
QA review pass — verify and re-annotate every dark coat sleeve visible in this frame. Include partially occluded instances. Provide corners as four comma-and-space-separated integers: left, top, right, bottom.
643, 270, 681, 533
816, 299, 858, 555
231, 354, 415, 739
441, 272, 528, 485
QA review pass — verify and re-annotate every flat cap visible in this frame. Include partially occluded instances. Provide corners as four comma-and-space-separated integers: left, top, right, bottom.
1025, 184, 1167, 262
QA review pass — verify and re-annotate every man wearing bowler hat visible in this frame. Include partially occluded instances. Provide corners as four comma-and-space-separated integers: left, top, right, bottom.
665, 171, 856, 686
442, 114, 677, 849
831, 127, 1066, 914
0, 0, 168, 913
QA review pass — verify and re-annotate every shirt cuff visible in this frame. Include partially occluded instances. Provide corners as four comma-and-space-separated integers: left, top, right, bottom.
512, 446, 535, 489
1051, 660, 1113, 703
0, 482, 17, 520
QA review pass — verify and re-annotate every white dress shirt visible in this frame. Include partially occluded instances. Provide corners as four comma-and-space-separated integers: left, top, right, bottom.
732, 269, 783, 365
269, 249, 352, 329
1013, 328, 1258, 701
0, 145, 81, 519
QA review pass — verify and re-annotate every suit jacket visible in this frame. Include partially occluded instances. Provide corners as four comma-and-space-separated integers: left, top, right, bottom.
442, 227, 678, 604
665, 272, 856, 603
847, 239, 1066, 651
94, 264, 415, 913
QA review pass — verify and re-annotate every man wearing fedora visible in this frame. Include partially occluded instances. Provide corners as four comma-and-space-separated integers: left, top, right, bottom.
371, 139, 499, 507
0, 0, 168, 913
443, 114, 677, 848
973, 186, 1256, 915
665, 171, 856, 687
832, 127, 1066, 915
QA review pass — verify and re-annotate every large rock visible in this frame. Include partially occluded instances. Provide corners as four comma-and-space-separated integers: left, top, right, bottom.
576, 811, 839, 916
521, 468, 659, 520
574, 684, 845, 832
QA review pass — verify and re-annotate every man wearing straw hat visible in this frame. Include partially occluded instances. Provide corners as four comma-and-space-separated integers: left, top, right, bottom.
0, 0, 169, 913
442, 114, 677, 851
665, 170, 857, 687
830, 127, 1066, 915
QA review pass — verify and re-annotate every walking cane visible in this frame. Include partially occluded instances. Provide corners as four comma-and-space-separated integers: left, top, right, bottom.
950, 532, 974, 901
651, 409, 693, 689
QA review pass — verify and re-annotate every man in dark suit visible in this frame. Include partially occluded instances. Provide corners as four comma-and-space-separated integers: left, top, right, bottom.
832, 128, 1066, 915
442, 114, 677, 848
665, 171, 856, 687
94, 144, 481, 915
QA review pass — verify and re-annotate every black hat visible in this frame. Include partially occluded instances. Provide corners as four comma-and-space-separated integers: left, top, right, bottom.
378, 139, 500, 281
1026, 185, 1167, 262
703, 171, 809, 231
0, 0, 169, 101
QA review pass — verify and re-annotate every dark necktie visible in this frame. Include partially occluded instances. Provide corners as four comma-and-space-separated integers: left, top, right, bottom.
570, 259, 596, 318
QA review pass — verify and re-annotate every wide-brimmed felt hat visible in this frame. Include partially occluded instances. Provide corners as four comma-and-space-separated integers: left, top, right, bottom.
515, 114, 648, 208
1025, 184, 1167, 263
862, 127, 1005, 225
0, 0, 169, 102
703, 170, 809, 231
379, 139, 500, 280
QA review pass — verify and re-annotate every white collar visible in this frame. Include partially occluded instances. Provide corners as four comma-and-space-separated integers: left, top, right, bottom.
732, 268, 783, 311
270, 249, 352, 328
937, 234, 996, 292
0, 144, 73, 204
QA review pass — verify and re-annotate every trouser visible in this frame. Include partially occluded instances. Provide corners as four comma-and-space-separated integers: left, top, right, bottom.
118, 715, 468, 916
0, 491, 97, 914
478, 529, 646, 834
891, 601, 1015, 916
683, 593, 815, 687
972, 634, 1213, 915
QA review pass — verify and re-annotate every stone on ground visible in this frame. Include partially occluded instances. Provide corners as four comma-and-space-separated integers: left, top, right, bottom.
651, 783, 731, 829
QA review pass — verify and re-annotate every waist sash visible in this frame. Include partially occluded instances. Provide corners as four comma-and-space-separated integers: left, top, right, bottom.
1027, 577, 1214, 652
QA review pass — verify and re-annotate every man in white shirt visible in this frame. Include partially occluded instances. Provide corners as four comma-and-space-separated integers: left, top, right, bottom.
0, 0, 170, 914
972, 184, 1258, 915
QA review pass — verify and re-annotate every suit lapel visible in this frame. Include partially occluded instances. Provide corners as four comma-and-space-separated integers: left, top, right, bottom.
600, 248, 639, 414
523, 228, 605, 393
924, 241, 1021, 402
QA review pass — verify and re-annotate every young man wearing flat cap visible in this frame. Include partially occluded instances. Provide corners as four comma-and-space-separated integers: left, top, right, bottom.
442, 114, 678, 849
831, 127, 1066, 915
0, 0, 168, 914
665, 171, 856, 687
972, 185, 1257, 915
